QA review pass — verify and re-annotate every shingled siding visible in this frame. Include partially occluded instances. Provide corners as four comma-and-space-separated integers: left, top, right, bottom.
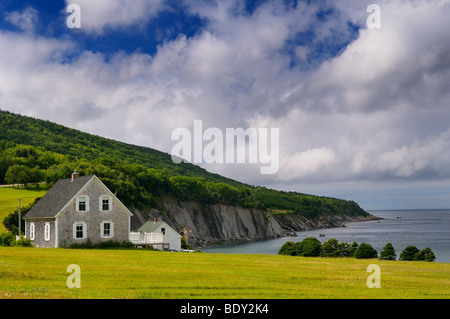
25, 219, 56, 248
56, 178, 130, 247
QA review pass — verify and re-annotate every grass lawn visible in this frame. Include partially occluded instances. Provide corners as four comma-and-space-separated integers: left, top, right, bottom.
0, 247, 449, 299
0, 187, 47, 232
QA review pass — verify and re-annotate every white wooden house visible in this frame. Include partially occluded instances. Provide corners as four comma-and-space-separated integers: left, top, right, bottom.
130, 219, 182, 251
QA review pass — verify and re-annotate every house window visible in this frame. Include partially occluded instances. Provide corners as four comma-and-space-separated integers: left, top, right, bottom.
99, 196, 112, 212
78, 197, 86, 211
100, 221, 114, 238
102, 198, 109, 211
76, 224, 83, 238
30, 222, 35, 240
103, 223, 110, 236
73, 222, 87, 239
161, 227, 166, 235
76, 196, 89, 212
44, 222, 51, 241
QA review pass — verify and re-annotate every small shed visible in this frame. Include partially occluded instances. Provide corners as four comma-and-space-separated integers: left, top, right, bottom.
131, 220, 182, 252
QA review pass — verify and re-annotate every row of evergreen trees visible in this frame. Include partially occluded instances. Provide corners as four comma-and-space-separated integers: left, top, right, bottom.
278, 237, 436, 261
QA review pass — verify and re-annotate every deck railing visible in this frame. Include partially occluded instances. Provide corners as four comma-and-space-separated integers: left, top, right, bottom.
130, 231, 164, 244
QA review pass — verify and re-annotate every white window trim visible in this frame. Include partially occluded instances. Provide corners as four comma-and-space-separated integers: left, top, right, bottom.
30, 222, 35, 240
100, 220, 114, 238
44, 222, 51, 241
99, 195, 113, 212
76, 195, 90, 212
73, 221, 87, 239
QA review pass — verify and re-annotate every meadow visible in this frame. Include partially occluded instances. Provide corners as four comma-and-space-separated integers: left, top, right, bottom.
0, 246, 449, 299
0, 187, 46, 232
0, 187, 449, 299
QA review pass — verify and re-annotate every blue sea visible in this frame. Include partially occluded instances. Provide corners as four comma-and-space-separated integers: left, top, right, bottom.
201, 210, 450, 263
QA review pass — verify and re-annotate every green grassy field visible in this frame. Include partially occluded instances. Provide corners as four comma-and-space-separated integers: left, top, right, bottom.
0, 247, 449, 299
0, 187, 449, 299
0, 187, 47, 232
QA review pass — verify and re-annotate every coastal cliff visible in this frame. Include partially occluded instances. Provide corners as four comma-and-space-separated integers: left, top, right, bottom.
273, 212, 380, 233
0, 112, 381, 249
130, 199, 379, 248
131, 201, 286, 247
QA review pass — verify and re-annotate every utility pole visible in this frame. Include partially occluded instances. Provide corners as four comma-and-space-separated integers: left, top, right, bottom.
18, 198, 21, 237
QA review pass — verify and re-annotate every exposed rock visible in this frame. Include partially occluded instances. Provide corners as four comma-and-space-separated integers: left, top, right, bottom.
273, 212, 381, 233
130, 199, 380, 248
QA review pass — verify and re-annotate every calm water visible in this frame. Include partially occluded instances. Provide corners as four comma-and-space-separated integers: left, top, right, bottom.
201, 210, 450, 263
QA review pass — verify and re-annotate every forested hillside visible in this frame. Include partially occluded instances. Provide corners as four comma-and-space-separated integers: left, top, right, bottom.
0, 110, 369, 218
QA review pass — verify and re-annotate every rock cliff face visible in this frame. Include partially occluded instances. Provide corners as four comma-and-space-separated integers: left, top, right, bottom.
131, 200, 287, 247
273, 212, 380, 233
130, 199, 379, 248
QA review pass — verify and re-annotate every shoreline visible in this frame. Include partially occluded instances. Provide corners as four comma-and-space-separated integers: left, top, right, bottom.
201, 210, 450, 264
200, 212, 381, 249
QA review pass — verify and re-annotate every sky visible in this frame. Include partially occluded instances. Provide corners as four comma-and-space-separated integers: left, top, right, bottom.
0, 0, 449, 210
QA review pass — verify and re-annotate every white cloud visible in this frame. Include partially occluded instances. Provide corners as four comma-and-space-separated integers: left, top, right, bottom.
278, 147, 336, 181
4, 7, 39, 33
64, 0, 166, 34
1, 0, 450, 204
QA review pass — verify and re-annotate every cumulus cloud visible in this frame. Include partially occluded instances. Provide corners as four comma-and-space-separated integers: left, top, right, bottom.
4, 7, 39, 33
278, 147, 336, 181
1, 0, 450, 198
64, 0, 166, 34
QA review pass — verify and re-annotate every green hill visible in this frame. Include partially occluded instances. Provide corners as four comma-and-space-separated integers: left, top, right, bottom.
0, 109, 369, 218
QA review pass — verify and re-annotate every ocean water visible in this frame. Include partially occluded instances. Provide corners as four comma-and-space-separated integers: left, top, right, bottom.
201, 210, 450, 263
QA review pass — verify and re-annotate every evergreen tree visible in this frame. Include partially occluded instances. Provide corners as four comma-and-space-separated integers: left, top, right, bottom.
399, 245, 420, 261
379, 242, 396, 260
354, 242, 378, 259
413, 248, 436, 262
278, 237, 322, 257
336, 241, 350, 257
320, 238, 339, 257
299, 237, 322, 257
348, 242, 358, 257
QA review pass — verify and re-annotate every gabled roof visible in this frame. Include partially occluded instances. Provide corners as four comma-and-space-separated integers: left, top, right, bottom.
24, 175, 94, 219
138, 221, 181, 237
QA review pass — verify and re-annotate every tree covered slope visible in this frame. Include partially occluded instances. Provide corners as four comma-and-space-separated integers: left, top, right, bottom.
0, 110, 369, 218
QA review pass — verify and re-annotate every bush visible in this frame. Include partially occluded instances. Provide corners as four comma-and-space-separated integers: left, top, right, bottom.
181, 238, 193, 250
278, 237, 322, 257
69, 238, 133, 249
0, 232, 14, 246
278, 241, 298, 256
10, 235, 33, 247
354, 243, 377, 259
379, 243, 396, 260
399, 245, 420, 261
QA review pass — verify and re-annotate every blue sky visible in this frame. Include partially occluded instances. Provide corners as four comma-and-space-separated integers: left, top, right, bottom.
0, 1, 359, 64
1, 0, 450, 210
0, 0, 205, 56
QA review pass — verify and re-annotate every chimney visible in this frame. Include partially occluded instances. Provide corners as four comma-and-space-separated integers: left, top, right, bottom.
153, 218, 158, 224
71, 170, 79, 181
